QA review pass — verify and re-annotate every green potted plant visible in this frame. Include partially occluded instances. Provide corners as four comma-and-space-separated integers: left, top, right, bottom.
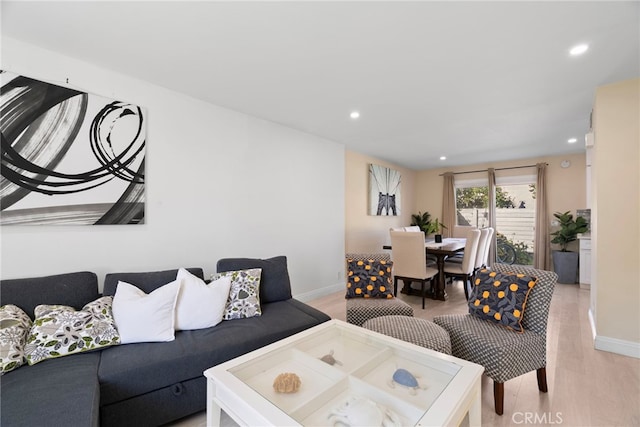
410, 211, 432, 233
411, 211, 447, 242
550, 211, 589, 283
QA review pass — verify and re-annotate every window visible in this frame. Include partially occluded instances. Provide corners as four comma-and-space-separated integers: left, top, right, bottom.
455, 179, 489, 228
454, 175, 536, 265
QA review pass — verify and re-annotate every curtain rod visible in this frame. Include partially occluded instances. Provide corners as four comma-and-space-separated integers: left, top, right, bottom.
439, 163, 548, 176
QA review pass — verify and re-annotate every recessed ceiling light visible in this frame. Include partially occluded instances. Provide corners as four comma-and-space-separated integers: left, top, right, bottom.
569, 44, 589, 56
440, 156, 447, 160
350, 111, 360, 119
568, 138, 577, 144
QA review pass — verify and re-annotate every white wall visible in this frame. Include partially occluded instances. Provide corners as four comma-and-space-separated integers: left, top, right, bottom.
0, 37, 346, 299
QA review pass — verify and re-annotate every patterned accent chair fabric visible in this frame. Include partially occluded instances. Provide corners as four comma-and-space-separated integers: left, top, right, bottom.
433, 264, 557, 415
345, 253, 414, 326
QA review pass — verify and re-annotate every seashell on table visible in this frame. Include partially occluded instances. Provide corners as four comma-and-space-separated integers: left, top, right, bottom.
319, 349, 343, 366
273, 372, 301, 393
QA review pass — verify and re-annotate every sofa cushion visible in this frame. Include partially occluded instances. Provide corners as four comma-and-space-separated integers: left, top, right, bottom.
0, 272, 99, 320
175, 269, 231, 331
26, 297, 120, 365
102, 268, 204, 296
98, 299, 330, 405
0, 305, 32, 374
112, 280, 180, 344
216, 256, 292, 303
211, 268, 262, 320
0, 352, 101, 427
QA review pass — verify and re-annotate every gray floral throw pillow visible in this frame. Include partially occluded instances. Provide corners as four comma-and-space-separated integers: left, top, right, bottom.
26, 296, 121, 365
211, 268, 262, 320
0, 304, 32, 374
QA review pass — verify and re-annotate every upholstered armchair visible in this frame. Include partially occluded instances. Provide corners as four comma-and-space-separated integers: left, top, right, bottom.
345, 253, 413, 326
433, 263, 557, 415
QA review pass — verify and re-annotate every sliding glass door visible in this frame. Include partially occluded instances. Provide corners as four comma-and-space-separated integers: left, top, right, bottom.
455, 176, 536, 265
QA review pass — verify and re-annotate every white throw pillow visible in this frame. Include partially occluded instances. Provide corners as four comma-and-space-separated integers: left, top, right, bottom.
112, 280, 180, 344
174, 268, 231, 331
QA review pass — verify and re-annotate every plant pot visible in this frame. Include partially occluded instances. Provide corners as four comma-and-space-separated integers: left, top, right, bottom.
552, 251, 579, 284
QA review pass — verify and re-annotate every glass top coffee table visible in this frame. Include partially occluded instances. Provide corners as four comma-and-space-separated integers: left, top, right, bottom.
204, 319, 483, 426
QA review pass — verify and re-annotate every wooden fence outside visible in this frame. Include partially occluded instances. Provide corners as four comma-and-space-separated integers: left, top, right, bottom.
458, 208, 535, 251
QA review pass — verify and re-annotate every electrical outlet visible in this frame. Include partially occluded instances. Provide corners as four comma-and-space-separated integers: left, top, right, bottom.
337, 271, 343, 280
551, 220, 559, 226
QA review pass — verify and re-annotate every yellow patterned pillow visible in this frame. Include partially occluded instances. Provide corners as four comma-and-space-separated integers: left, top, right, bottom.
468, 269, 537, 332
345, 259, 394, 299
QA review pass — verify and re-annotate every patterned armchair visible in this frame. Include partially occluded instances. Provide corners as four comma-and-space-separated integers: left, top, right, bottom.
345, 253, 413, 326
433, 264, 557, 415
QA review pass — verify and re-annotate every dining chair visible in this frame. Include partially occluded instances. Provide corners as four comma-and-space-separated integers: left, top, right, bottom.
344, 253, 414, 326
390, 230, 439, 309
481, 227, 495, 268
442, 228, 481, 300
433, 264, 558, 415
473, 228, 491, 273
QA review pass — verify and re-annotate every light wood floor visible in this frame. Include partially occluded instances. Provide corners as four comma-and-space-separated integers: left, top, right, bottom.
171, 281, 640, 426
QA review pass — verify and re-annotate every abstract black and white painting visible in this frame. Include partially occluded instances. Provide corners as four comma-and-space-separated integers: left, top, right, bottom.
369, 164, 401, 216
0, 71, 145, 225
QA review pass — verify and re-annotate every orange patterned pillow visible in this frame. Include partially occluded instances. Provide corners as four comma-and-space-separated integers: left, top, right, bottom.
468, 269, 537, 332
345, 259, 394, 299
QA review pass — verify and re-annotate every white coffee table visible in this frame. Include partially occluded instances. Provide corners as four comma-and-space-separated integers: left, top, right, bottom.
204, 319, 483, 426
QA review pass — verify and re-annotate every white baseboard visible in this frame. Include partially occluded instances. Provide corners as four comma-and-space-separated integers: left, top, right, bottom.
588, 308, 597, 340
588, 308, 639, 359
594, 335, 640, 359
294, 283, 344, 303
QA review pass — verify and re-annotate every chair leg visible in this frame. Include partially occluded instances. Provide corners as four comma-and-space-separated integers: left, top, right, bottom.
537, 367, 548, 392
421, 280, 425, 309
393, 276, 398, 297
463, 275, 469, 300
494, 381, 504, 415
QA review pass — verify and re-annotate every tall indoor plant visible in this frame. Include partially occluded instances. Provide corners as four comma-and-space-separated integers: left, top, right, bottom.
411, 211, 447, 241
550, 211, 589, 283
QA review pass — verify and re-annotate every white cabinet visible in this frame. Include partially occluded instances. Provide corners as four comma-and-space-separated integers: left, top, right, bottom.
579, 236, 591, 289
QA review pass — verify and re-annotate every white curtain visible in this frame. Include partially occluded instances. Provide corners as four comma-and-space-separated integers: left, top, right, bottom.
487, 168, 497, 266
442, 172, 456, 238
534, 163, 550, 270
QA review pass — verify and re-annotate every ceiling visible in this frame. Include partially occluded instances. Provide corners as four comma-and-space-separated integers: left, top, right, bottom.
2, 1, 639, 170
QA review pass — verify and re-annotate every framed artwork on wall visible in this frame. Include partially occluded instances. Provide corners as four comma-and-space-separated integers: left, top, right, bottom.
368, 164, 401, 216
0, 71, 146, 225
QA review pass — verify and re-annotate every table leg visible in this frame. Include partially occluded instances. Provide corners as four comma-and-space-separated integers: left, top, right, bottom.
400, 279, 411, 295
206, 380, 222, 427
434, 255, 448, 300
468, 387, 482, 427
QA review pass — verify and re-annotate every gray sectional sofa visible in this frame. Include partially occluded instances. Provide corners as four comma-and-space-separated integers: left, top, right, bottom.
0, 256, 330, 426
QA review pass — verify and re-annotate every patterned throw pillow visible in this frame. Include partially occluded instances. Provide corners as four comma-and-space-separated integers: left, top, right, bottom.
468, 269, 537, 332
345, 259, 394, 299
0, 305, 32, 374
210, 268, 262, 320
25, 297, 120, 365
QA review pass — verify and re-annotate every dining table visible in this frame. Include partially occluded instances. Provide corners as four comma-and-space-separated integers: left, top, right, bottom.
383, 237, 466, 301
